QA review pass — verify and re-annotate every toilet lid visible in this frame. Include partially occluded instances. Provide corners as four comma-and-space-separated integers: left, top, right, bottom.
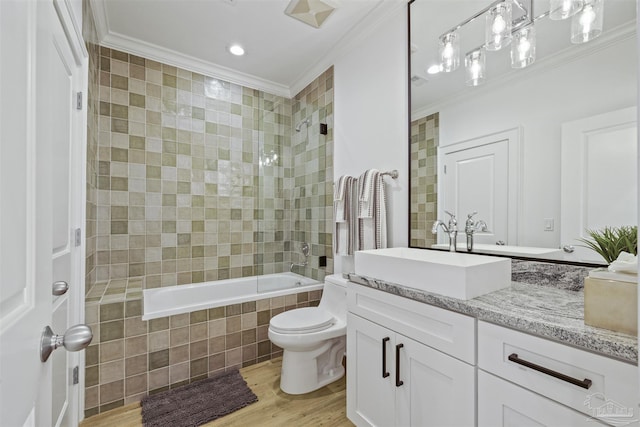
270, 307, 335, 334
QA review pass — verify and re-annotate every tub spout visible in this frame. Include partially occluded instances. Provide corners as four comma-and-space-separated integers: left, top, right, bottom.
290, 261, 308, 272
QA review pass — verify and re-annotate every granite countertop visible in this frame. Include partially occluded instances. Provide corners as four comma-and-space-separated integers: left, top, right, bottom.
348, 260, 638, 364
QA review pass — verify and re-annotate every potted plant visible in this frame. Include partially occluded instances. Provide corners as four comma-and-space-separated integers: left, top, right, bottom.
579, 225, 637, 335
578, 225, 637, 265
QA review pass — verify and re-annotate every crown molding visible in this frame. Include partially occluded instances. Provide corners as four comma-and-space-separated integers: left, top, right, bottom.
100, 30, 292, 97
289, 0, 406, 96
89, 0, 404, 99
412, 22, 637, 121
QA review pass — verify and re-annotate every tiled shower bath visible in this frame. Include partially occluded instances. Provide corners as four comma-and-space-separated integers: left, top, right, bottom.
410, 113, 439, 248
82, 13, 335, 414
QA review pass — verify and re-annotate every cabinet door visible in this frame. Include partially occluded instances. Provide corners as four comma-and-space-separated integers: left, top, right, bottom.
396, 335, 476, 427
478, 371, 608, 427
347, 313, 396, 427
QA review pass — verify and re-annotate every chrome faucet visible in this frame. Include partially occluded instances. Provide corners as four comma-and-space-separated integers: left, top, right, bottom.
432, 211, 458, 252
290, 242, 310, 272
464, 211, 489, 252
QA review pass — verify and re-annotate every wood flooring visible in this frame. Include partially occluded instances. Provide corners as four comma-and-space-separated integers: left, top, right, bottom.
80, 358, 353, 427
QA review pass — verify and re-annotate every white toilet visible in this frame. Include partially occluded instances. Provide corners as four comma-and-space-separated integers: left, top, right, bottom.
268, 274, 348, 395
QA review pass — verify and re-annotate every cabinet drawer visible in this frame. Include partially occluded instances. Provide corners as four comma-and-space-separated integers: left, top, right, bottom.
479, 370, 608, 427
478, 321, 638, 422
347, 283, 475, 364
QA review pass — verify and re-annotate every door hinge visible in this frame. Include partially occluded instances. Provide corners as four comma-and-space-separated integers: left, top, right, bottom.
72, 366, 79, 385
76, 92, 83, 110
74, 228, 81, 247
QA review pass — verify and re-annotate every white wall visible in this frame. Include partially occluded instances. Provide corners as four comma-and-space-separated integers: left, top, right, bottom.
431, 36, 636, 248
333, 6, 409, 274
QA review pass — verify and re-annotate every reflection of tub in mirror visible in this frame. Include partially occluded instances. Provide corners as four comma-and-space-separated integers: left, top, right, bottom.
408, 0, 637, 263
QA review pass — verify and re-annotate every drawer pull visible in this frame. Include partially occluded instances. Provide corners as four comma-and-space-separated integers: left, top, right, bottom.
508, 353, 592, 389
395, 343, 404, 387
382, 337, 390, 378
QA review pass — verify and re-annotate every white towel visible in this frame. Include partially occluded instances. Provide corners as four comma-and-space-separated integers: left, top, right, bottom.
334, 176, 348, 223
608, 251, 638, 274
357, 170, 387, 251
358, 169, 379, 219
334, 176, 358, 255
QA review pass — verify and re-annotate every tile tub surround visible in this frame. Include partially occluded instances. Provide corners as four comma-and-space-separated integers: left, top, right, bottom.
348, 260, 638, 363
410, 113, 438, 248
91, 46, 334, 287
84, 279, 322, 417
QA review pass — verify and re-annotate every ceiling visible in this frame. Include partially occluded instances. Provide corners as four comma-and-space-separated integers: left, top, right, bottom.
90, 0, 403, 97
410, 0, 637, 117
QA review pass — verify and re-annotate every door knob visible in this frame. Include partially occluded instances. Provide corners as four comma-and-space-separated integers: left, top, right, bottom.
52, 281, 69, 296
40, 324, 93, 362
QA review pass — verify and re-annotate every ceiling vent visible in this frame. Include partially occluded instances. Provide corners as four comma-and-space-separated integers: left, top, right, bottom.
284, 0, 336, 29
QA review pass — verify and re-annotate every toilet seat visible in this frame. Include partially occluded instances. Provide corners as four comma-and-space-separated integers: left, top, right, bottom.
270, 307, 335, 334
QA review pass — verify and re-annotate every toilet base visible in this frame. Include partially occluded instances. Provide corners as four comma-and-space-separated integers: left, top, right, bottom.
279, 336, 346, 395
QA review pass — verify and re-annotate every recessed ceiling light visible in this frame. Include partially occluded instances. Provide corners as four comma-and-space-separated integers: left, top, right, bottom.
427, 64, 441, 75
229, 44, 245, 56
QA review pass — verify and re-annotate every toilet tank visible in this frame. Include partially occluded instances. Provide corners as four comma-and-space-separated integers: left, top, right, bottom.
319, 274, 348, 320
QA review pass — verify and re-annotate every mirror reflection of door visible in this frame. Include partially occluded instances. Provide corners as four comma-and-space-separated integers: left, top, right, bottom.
561, 107, 637, 263
442, 139, 509, 247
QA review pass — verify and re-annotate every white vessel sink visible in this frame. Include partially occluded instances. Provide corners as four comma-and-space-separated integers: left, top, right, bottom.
354, 248, 511, 300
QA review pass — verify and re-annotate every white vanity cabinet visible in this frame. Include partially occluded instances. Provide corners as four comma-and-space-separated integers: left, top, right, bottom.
347, 284, 476, 427
478, 321, 638, 427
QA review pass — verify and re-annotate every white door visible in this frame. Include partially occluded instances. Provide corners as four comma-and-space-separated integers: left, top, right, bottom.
346, 313, 396, 427
0, 1, 86, 426
561, 107, 637, 263
396, 335, 475, 427
442, 137, 510, 245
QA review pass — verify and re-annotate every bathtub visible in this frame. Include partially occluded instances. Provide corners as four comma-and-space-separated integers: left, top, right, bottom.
142, 272, 323, 320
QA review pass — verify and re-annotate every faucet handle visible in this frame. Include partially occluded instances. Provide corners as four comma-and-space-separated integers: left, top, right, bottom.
467, 211, 478, 219
444, 210, 457, 222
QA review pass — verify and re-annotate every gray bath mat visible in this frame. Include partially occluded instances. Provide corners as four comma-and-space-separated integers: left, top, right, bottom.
141, 369, 258, 427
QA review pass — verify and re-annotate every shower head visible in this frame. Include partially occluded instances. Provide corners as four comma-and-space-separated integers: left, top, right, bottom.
295, 118, 311, 132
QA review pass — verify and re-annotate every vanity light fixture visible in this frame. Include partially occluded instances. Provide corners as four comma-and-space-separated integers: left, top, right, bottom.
485, 1, 512, 51
465, 49, 486, 86
439, 32, 460, 72
549, 0, 584, 20
511, 25, 536, 68
571, 0, 603, 43
434, 0, 604, 85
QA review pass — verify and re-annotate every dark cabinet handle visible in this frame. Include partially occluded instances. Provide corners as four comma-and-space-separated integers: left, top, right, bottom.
382, 337, 390, 378
508, 353, 592, 389
395, 343, 404, 387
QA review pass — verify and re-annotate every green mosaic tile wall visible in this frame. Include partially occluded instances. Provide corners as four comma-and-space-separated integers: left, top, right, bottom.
410, 113, 439, 247
83, 40, 334, 416
91, 48, 334, 287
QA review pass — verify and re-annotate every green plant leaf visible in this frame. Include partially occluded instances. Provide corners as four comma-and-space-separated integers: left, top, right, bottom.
577, 226, 637, 264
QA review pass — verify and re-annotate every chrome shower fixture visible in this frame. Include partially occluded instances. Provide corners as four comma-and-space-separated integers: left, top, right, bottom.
295, 118, 311, 132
